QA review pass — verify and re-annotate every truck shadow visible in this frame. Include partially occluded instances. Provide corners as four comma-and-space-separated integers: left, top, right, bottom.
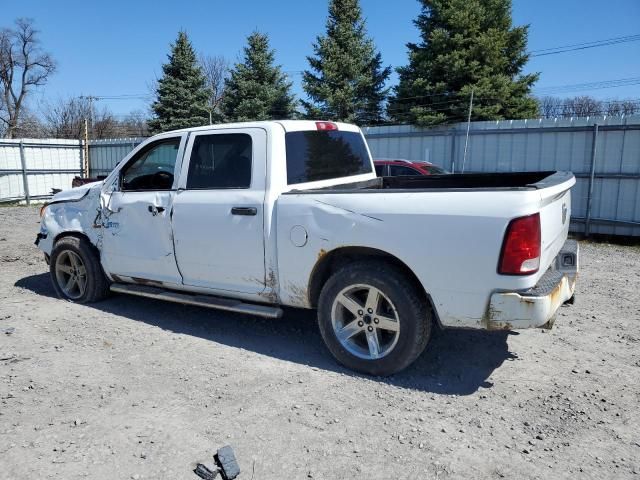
16, 273, 516, 396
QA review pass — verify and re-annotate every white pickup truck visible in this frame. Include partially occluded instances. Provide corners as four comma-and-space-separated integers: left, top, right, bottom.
36, 120, 578, 375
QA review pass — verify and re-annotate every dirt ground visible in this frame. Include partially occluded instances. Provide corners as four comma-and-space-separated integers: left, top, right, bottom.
0, 206, 639, 480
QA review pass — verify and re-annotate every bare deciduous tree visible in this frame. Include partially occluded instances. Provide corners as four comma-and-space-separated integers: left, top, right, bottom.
120, 110, 150, 137
10, 107, 46, 137
199, 54, 229, 123
565, 96, 603, 117
42, 97, 151, 139
42, 97, 90, 139
608, 99, 639, 116
538, 95, 639, 119
538, 96, 563, 118
42, 97, 126, 139
0, 18, 56, 138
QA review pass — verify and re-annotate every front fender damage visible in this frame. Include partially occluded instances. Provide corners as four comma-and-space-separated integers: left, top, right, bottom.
37, 185, 104, 256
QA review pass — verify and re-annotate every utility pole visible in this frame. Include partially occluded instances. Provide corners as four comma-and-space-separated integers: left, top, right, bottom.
79, 95, 98, 139
461, 88, 474, 174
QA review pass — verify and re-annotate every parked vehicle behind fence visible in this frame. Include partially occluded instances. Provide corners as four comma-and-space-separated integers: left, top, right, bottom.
374, 159, 449, 177
36, 120, 579, 375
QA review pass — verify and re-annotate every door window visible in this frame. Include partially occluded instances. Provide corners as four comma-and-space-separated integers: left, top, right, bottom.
186, 134, 252, 189
389, 165, 422, 176
374, 164, 386, 176
121, 138, 181, 191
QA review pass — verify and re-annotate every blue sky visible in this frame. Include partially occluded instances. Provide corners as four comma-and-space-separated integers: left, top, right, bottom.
5, 0, 640, 117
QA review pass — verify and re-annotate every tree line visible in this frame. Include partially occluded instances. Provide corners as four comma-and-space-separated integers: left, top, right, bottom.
1, 0, 639, 139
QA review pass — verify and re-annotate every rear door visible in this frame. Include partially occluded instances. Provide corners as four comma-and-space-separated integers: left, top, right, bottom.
171, 128, 267, 296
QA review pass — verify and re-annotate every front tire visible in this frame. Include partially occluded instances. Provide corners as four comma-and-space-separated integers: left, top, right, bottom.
50, 236, 110, 303
317, 261, 432, 376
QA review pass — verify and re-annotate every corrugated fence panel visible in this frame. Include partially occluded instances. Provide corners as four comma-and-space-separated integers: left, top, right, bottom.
88, 138, 145, 177
365, 115, 640, 236
0, 139, 83, 203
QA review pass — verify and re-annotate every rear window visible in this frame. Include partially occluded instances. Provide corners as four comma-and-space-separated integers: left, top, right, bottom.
424, 165, 448, 175
285, 131, 372, 185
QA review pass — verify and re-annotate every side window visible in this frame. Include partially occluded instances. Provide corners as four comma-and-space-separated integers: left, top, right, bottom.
121, 138, 181, 191
374, 165, 386, 177
186, 133, 252, 189
389, 165, 422, 176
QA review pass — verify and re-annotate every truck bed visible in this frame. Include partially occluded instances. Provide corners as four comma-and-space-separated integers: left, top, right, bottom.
287, 171, 573, 194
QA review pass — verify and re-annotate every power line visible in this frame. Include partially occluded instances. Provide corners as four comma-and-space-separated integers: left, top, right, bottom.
534, 76, 640, 94
530, 34, 640, 57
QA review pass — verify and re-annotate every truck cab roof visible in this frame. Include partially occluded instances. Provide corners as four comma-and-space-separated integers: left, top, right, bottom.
169, 120, 361, 135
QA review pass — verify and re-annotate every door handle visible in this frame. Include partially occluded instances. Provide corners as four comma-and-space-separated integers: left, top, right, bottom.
231, 207, 257, 216
148, 205, 165, 216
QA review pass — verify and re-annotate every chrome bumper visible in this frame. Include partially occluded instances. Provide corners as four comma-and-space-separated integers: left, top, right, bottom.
487, 239, 579, 330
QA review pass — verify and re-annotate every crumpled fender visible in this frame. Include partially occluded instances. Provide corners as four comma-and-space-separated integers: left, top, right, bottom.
37, 182, 104, 255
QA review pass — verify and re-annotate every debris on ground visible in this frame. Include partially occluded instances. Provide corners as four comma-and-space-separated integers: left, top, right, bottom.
195, 445, 240, 480
194, 462, 219, 480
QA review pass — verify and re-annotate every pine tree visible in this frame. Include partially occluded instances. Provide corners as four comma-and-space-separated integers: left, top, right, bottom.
389, 0, 539, 126
221, 32, 296, 122
149, 31, 211, 134
302, 0, 391, 125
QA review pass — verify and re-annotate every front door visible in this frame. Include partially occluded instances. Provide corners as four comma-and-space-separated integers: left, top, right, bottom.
171, 128, 266, 296
100, 134, 186, 285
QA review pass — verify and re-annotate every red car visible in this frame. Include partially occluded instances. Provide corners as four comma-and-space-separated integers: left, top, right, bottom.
373, 159, 448, 177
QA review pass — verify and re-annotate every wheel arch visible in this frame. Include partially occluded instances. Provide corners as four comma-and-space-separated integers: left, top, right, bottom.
53, 230, 93, 246
307, 246, 441, 327
52, 231, 102, 260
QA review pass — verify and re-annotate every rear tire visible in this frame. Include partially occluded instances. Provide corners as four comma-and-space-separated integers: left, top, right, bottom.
50, 236, 110, 303
317, 261, 431, 376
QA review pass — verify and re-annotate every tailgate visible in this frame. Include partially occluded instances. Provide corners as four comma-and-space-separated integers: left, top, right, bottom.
537, 174, 576, 274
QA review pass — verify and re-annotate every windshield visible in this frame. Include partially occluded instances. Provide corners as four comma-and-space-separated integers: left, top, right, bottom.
285, 131, 373, 185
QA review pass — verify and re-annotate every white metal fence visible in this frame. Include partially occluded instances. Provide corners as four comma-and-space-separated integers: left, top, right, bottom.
1, 115, 639, 236
0, 139, 84, 204
364, 115, 640, 237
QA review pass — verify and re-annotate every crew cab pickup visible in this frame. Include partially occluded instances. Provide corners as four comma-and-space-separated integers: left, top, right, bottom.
36, 120, 578, 375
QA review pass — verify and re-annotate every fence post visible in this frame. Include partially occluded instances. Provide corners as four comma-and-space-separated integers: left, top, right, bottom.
585, 123, 599, 237
83, 120, 90, 177
18, 141, 31, 205
449, 130, 456, 173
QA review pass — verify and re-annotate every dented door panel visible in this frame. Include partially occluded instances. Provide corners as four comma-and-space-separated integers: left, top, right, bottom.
100, 190, 182, 284
98, 133, 187, 285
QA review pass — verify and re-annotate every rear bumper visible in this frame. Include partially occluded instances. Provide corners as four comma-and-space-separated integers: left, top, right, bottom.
487, 239, 579, 330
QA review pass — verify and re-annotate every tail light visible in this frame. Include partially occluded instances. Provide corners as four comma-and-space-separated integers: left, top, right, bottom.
316, 121, 338, 131
498, 213, 541, 275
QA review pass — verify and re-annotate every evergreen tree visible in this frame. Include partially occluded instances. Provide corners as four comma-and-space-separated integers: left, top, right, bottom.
389, 0, 539, 126
221, 32, 296, 122
149, 31, 211, 134
302, 0, 391, 125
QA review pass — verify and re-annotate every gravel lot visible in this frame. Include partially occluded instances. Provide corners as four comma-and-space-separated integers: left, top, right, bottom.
1, 206, 639, 480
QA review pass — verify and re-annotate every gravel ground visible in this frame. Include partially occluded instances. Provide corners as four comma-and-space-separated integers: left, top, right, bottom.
1, 206, 639, 480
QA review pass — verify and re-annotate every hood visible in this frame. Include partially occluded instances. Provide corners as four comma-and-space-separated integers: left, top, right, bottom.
51, 180, 104, 203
